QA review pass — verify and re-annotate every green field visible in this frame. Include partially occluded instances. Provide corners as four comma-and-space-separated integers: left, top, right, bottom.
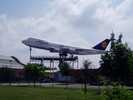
0, 86, 103, 100
0, 86, 133, 100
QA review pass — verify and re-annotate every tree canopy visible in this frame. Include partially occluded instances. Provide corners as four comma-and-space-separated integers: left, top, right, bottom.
58, 62, 71, 76
24, 64, 46, 82
100, 34, 133, 84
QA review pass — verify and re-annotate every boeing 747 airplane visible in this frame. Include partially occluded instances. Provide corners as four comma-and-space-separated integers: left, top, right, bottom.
22, 38, 110, 55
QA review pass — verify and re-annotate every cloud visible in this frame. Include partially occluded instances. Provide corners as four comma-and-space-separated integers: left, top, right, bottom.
0, 0, 133, 68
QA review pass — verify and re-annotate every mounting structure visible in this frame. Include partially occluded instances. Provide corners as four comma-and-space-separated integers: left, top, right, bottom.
29, 48, 79, 70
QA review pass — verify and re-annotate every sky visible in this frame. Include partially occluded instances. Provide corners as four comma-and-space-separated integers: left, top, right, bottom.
0, 0, 133, 68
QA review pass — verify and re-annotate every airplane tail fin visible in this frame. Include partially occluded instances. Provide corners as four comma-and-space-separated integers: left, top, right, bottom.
93, 39, 110, 50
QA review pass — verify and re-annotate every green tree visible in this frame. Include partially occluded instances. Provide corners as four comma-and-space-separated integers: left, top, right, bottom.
82, 60, 91, 94
58, 62, 70, 76
24, 64, 45, 86
100, 36, 133, 84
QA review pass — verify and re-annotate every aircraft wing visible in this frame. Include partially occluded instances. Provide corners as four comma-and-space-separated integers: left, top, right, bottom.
73, 48, 107, 55
22, 38, 110, 55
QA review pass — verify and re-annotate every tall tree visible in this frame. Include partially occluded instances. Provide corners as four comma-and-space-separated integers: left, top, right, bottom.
100, 34, 133, 84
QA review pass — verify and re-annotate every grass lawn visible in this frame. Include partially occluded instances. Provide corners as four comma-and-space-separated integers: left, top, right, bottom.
0, 86, 103, 100
0, 86, 133, 100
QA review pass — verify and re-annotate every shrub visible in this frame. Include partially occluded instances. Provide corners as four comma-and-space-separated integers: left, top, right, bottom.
102, 83, 130, 100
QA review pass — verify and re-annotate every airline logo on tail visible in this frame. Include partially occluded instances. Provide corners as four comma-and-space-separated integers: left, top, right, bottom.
93, 39, 110, 50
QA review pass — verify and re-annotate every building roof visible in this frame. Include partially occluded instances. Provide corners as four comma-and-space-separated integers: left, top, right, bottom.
0, 55, 24, 69
0, 55, 13, 60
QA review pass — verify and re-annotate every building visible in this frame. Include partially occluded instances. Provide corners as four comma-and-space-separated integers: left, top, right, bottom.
0, 55, 24, 81
0, 55, 24, 69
